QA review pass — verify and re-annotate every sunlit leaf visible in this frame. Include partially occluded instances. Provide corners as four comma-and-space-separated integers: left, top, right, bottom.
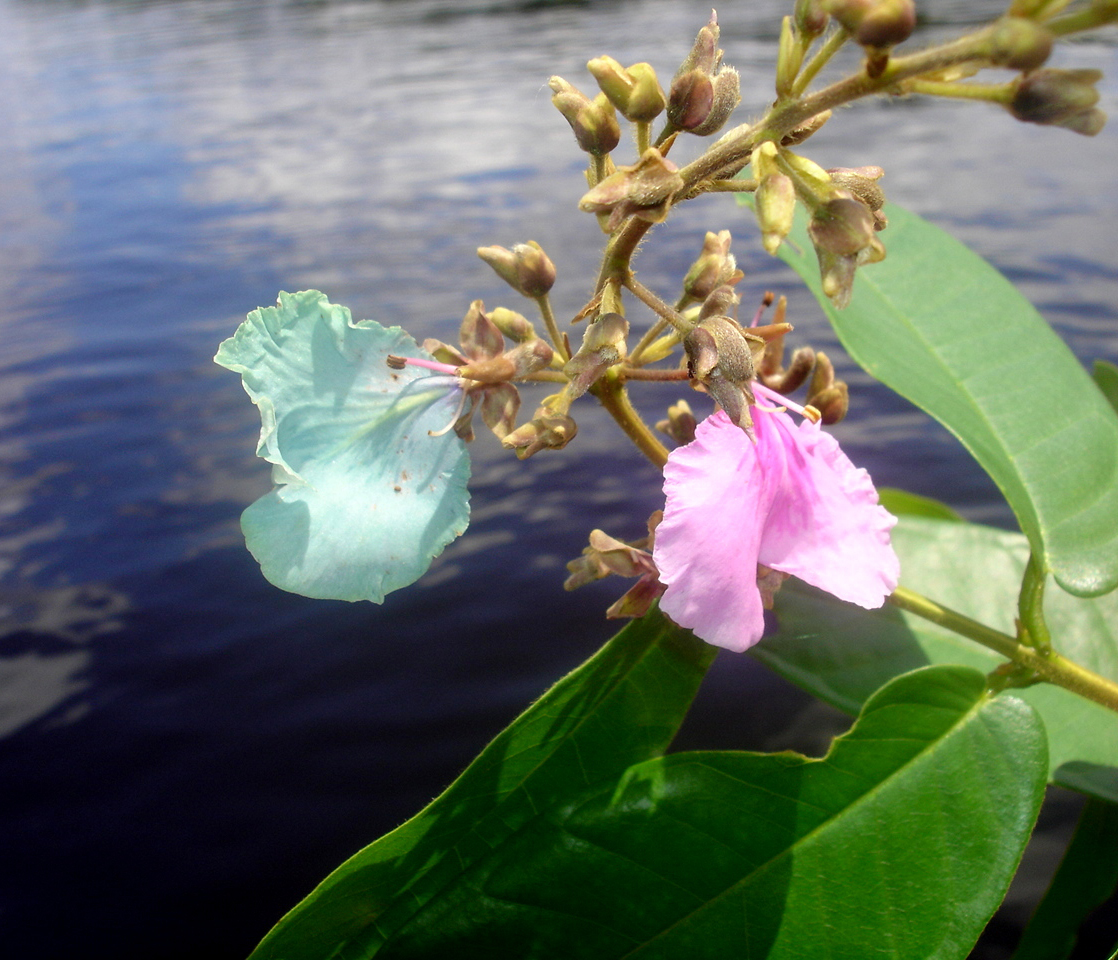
247, 609, 714, 960
215, 289, 470, 602
878, 486, 964, 522
756, 515, 1118, 797
378, 667, 1045, 960
744, 199, 1118, 598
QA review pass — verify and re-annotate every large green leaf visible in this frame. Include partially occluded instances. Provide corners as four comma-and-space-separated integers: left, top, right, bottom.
377, 666, 1046, 959
1013, 796, 1118, 960
749, 201, 1118, 598
755, 515, 1118, 794
248, 609, 714, 960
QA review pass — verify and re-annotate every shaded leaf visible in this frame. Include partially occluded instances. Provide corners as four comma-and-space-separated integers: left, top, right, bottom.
1013, 796, 1118, 960
745, 200, 1118, 598
756, 515, 1118, 795
878, 486, 964, 522
1095, 359, 1118, 415
215, 290, 470, 602
379, 667, 1046, 960
248, 609, 714, 960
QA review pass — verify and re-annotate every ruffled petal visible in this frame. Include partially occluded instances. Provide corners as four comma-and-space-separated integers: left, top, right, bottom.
215, 290, 470, 602
654, 412, 778, 651
758, 411, 899, 608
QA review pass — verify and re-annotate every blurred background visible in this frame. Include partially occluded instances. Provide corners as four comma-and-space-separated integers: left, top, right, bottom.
0, 0, 1115, 957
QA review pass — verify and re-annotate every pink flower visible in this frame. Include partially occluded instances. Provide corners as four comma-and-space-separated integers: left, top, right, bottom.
652, 385, 900, 651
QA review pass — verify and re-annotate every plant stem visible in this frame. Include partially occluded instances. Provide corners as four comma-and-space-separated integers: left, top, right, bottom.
625, 277, 691, 335
591, 369, 669, 468
535, 293, 569, 362
790, 27, 849, 97
1018, 553, 1053, 652
889, 586, 1118, 713
904, 79, 1013, 103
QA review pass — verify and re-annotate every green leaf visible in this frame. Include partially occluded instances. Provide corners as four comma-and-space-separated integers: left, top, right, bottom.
878, 486, 964, 522
1013, 797, 1118, 960
1055, 760, 1118, 804
378, 666, 1046, 959
1095, 359, 1118, 416
749, 200, 1118, 598
215, 290, 470, 602
756, 515, 1118, 795
247, 609, 714, 960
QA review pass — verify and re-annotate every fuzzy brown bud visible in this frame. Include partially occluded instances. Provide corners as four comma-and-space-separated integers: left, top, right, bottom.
667, 13, 739, 135
824, 0, 915, 48
656, 399, 698, 446
796, 0, 830, 38
808, 196, 876, 257
502, 408, 578, 459
682, 231, 743, 305
827, 167, 886, 211
487, 307, 537, 343
986, 17, 1053, 71
459, 300, 504, 360
578, 148, 683, 232
587, 57, 666, 124
549, 77, 621, 156
1009, 69, 1106, 135
684, 315, 761, 434
477, 241, 556, 298
563, 312, 628, 398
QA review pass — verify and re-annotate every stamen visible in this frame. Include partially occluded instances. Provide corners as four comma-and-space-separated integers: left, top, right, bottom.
387, 354, 461, 376
754, 381, 817, 421
428, 386, 470, 437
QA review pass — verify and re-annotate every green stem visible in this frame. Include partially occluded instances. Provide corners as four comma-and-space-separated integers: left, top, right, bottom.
535, 293, 569, 362
624, 277, 692, 335
1047, 4, 1118, 37
591, 369, 669, 468
889, 586, 1118, 713
905, 79, 1013, 103
629, 317, 672, 366
790, 27, 850, 97
1017, 553, 1053, 652
635, 120, 651, 155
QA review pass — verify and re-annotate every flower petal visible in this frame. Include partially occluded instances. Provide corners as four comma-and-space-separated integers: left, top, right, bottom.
758, 411, 899, 608
215, 290, 470, 602
654, 412, 778, 651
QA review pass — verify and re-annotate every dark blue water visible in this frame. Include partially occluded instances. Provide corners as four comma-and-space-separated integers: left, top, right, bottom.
0, 1, 1115, 957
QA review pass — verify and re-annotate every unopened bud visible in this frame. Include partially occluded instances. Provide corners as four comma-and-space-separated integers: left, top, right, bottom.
824, 0, 916, 48
781, 109, 832, 146
684, 315, 760, 434
587, 57, 666, 123
459, 300, 504, 360
776, 17, 803, 98
697, 284, 741, 323
422, 337, 467, 367
502, 408, 578, 459
1010, 69, 1106, 135
986, 17, 1053, 71
505, 339, 555, 377
563, 312, 628, 397
656, 399, 698, 446
809, 382, 850, 424
755, 172, 797, 254
796, 0, 830, 38
578, 148, 683, 231
766, 346, 817, 393
487, 307, 537, 343
808, 196, 876, 257
817, 249, 858, 309
477, 241, 556, 298
682, 231, 743, 304
827, 167, 886, 211
667, 13, 739, 135
549, 77, 622, 156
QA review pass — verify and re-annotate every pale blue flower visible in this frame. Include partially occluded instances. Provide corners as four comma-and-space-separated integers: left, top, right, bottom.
215, 290, 470, 602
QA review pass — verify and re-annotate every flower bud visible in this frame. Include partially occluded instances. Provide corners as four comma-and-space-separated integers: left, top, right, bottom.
823, 0, 916, 48
477, 240, 557, 298
459, 300, 504, 360
985, 17, 1053, 71
682, 231, 743, 305
780, 109, 832, 147
563, 312, 628, 398
697, 284, 741, 323
766, 345, 817, 394
827, 166, 886, 211
578, 148, 684, 232
808, 382, 850, 424
549, 77, 622, 156
1009, 69, 1106, 135
808, 196, 876, 257
656, 399, 698, 446
796, 0, 830, 38
776, 17, 803, 98
501, 407, 578, 459
667, 13, 740, 135
587, 57, 666, 124
755, 172, 797, 254
684, 315, 760, 434
487, 307, 537, 343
